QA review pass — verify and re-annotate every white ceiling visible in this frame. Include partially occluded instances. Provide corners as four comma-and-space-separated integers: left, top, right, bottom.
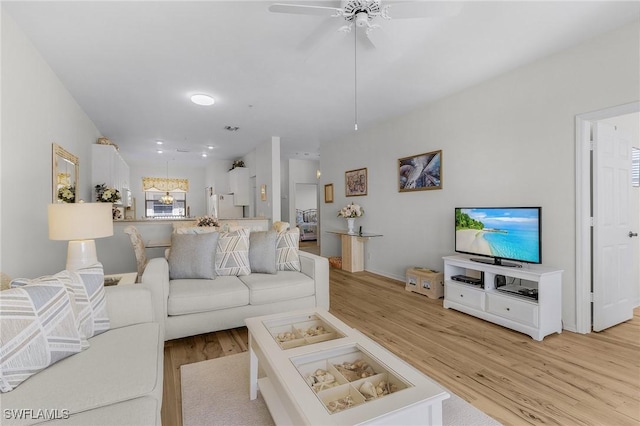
4, 1, 639, 166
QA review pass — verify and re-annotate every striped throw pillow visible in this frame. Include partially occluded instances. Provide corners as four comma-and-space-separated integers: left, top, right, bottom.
215, 228, 251, 276
276, 228, 301, 271
12, 263, 110, 338
0, 280, 89, 392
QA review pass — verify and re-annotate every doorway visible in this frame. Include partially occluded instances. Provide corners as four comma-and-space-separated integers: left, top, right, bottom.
295, 183, 320, 255
575, 102, 640, 333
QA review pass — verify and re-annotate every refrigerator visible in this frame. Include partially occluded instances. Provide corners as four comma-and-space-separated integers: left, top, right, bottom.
207, 191, 243, 218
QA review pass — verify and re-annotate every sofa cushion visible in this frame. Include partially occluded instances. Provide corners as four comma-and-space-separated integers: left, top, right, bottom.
38, 397, 159, 426
0, 322, 161, 425
249, 230, 277, 274
215, 229, 251, 276
168, 277, 249, 316
239, 271, 315, 305
169, 232, 219, 280
0, 281, 89, 393
276, 229, 301, 271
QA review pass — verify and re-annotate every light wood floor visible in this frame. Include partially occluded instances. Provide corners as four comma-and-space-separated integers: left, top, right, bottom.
162, 268, 640, 426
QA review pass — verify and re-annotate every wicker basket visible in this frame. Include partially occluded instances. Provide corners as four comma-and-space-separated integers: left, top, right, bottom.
328, 256, 342, 269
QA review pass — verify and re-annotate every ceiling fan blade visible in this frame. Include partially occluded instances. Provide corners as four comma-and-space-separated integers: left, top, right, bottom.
268, 3, 343, 16
384, 1, 463, 19
298, 19, 345, 60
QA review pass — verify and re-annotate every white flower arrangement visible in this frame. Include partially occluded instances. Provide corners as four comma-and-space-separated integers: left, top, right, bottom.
338, 202, 364, 218
57, 185, 75, 203
95, 183, 121, 203
196, 216, 219, 227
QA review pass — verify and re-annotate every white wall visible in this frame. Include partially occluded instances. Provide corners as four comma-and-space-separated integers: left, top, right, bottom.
296, 184, 318, 211
1, 10, 102, 277
253, 137, 281, 221
319, 21, 640, 332
204, 159, 234, 197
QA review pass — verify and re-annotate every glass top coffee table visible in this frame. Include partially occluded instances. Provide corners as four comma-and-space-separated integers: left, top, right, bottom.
245, 309, 449, 425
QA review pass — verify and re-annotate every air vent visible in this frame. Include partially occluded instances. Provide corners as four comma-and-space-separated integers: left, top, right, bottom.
177, 148, 190, 153
224, 126, 240, 132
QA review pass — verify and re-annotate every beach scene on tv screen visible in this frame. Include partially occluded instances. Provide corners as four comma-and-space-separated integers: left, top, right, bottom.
455, 208, 540, 263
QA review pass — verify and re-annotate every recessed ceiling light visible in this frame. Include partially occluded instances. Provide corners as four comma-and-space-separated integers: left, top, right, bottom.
191, 94, 215, 106
157, 150, 163, 154
207, 145, 214, 150
156, 140, 163, 145
201, 153, 208, 158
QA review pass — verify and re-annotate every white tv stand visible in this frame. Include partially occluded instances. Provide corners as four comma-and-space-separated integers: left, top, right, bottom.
443, 255, 563, 341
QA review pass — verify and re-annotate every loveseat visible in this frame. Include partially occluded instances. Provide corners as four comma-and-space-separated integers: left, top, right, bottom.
142, 228, 330, 341
0, 283, 164, 425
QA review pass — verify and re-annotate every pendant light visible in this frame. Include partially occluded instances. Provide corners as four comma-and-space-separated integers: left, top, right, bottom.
160, 161, 174, 205
354, 22, 359, 131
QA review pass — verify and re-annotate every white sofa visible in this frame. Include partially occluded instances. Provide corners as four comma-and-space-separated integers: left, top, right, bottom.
142, 251, 330, 341
0, 285, 164, 426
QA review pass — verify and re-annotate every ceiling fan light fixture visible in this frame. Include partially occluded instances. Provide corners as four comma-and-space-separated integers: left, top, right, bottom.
190, 94, 215, 106
355, 12, 369, 27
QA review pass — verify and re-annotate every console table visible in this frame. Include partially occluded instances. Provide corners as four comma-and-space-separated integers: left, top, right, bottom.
326, 230, 382, 272
246, 309, 449, 425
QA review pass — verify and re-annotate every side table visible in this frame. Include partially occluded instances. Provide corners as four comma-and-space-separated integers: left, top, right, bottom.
104, 272, 138, 286
326, 230, 383, 272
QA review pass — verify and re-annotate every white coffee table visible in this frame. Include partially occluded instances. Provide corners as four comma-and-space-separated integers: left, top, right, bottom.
245, 309, 449, 425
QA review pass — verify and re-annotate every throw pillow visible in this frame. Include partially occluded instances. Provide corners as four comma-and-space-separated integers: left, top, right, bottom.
272, 221, 290, 233
72, 263, 110, 337
11, 263, 110, 339
169, 232, 219, 280
276, 228, 301, 271
248, 230, 277, 274
215, 228, 251, 276
0, 281, 89, 392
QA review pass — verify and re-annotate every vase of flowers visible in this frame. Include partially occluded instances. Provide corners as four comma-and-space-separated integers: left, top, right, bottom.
196, 216, 219, 227
95, 183, 121, 203
338, 202, 364, 234
57, 185, 75, 203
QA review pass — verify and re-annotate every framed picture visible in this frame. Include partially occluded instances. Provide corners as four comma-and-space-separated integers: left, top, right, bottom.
345, 167, 367, 197
398, 150, 442, 192
324, 183, 334, 203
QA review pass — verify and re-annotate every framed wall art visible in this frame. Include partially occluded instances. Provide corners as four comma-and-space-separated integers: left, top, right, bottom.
324, 183, 334, 203
398, 150, 442, 192
345, 167, 367, 197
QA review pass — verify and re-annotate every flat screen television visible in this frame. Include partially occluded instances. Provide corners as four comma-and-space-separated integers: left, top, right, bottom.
455, 207, 542, 267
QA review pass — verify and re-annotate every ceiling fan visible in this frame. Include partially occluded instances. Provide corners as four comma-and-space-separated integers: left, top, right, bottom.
268, 1, 462, 47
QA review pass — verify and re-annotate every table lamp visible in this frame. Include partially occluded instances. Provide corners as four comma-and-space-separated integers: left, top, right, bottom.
48, 202, 114, 270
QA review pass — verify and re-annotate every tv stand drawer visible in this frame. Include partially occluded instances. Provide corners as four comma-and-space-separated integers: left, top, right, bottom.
445, 282, 484, 310
486, 293, 538, 327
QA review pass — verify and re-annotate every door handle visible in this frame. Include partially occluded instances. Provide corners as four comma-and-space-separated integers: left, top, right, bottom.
630, 231, 639, 238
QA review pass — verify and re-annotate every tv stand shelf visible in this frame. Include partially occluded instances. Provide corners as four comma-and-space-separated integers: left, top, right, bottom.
443, 255, 563, 341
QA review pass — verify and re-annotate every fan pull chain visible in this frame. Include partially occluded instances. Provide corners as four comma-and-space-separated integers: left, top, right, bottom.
354, 23, 358, 131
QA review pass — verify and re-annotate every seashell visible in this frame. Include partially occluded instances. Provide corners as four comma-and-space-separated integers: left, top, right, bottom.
359, 381, 378, 400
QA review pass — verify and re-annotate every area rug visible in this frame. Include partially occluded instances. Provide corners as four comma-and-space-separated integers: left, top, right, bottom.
181, 352, 501, 426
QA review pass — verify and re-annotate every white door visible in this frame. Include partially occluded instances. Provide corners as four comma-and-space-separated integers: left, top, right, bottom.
593, 122, 635, 331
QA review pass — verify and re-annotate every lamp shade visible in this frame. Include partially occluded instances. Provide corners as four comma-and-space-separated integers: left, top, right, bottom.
48, 203, 114, 241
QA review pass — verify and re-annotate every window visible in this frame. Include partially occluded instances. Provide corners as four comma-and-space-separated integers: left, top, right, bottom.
145, 192, 187, 218
632, 147, 639, 187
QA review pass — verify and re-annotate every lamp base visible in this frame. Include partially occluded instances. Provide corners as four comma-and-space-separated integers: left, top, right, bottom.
66, 240, 98, 270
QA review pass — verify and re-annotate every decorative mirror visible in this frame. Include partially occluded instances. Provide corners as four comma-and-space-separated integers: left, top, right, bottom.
52, 143, 79, 203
